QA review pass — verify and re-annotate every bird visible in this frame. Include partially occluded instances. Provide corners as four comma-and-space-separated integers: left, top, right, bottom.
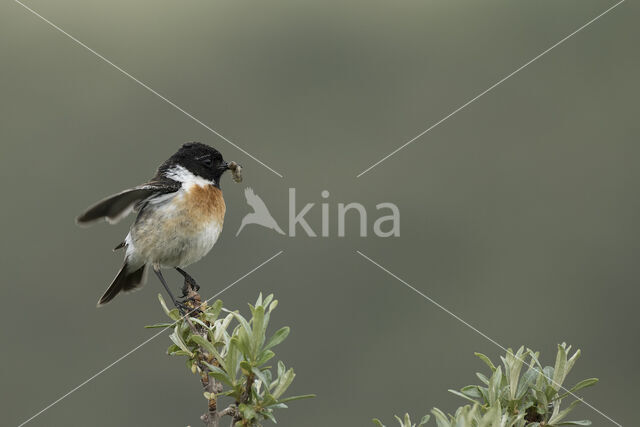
77, 142, 239, 310
236, 187, 285, 236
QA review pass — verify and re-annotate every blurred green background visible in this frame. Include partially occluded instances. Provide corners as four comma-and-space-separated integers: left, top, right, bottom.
1, 0, 638, 425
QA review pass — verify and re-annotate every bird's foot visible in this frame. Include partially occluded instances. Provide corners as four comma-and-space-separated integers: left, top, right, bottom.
180, 280, 200, 298
176, 299, 202, 317
177, 268, 200, 297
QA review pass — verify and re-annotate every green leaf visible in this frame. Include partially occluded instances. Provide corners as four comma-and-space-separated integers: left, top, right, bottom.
206, 299, 223, 320
448, 389, 479, 404
515, 367, 539, 400
372, 419, 385, 427
256, 350, 276, 366
475, 352, 497, 372
261, 410, 277, 424
505, 347, 526, 400
204, 339, 228, 372
542, 366, 555, 389
233, 311, 252, 337
477, 385, 489, 404
264, 326, 290, 352
556, 378, 598, 400
189, 334, 216, 355
548, 399, 582, 425
226, 337, 242, 383
527, 350, 543, 369
238, 403, 257, 421
169, 327, 192, 356
478, 403, 500, 427
234, 333, 253, 358
190, 317, 212, 330
213, 313, 235, 343
272, 367, 296, 399
419, 414, 431, 426
431, 408, 451, 427
158, 294, 180, 321
551, 344, 568, 394
460, 385, 482, 399
266, 403, 288, 411
488, 365, 502, 406
144, 322, 174, 329
203, 362, 233, 386
251, 366, 270, 389
264, 294, 275, 308
404, 413, 411, 426
240, 360, 253, 376
232, 312, 254, 359
476, 372, 489, 385
565, 349, 581, 378
277, 394, 316, 403
252, 305, 266, 356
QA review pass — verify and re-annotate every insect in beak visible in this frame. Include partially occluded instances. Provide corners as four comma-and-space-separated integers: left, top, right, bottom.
227, 161, 243, 183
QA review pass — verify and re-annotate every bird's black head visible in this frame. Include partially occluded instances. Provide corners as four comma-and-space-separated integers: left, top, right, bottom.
160, 142, 230, 187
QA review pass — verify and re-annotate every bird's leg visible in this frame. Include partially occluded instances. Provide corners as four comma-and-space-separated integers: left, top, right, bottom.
174, 268, 204, 315
176, 267, 200, 297
153, 266, 189, 315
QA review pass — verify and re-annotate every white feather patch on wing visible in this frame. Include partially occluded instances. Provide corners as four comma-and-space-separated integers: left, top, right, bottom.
105, 204, 135, 224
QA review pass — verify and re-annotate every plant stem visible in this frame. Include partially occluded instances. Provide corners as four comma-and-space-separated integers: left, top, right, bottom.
180, 279, 225, 426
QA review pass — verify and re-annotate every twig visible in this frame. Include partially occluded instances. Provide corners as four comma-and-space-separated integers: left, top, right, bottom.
180, 279, 228, 427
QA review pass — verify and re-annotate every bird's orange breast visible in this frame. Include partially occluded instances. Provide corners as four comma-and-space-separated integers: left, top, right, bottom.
182, 184, 226, 226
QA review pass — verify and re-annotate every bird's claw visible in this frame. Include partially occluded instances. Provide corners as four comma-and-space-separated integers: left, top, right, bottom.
180, 284, 199, 298
180, 276, 200, 297
176, 299, 202, 317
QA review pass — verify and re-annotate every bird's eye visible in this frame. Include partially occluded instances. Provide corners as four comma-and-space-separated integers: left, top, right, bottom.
202, 157, 213, 167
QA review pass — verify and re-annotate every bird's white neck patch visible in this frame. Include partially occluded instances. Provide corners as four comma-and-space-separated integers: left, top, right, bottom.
165, 165, 213, 188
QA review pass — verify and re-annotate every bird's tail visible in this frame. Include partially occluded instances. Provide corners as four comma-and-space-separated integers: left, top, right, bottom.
97, 261, 146, 306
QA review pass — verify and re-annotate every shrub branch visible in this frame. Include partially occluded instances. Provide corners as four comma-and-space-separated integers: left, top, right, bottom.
148, 282, 314, 427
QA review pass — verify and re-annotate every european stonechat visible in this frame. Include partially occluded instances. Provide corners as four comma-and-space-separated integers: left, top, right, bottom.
77, 142, 241, 309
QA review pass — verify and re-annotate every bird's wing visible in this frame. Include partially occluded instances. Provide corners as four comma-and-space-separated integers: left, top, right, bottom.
77, 177, 181, 225
244, 187, 270, 215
